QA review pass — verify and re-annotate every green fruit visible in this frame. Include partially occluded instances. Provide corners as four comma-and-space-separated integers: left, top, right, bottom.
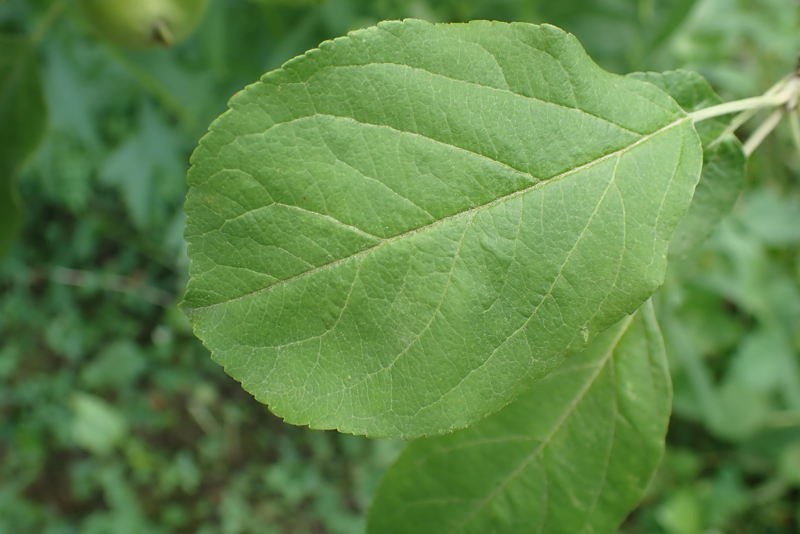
76, 0, 209, 50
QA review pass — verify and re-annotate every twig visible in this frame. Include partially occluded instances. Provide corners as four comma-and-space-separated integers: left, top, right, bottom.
743, 108, 786, 157
690, 78, 799, 122
707, 74, 792, 148
36, 266, 175, 307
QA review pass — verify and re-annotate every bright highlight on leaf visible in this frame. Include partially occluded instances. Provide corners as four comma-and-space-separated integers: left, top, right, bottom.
183, 20, 702, 438
366, 301, 671, 534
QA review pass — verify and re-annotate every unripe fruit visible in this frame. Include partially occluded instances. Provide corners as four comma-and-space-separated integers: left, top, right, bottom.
76, 0, 209, 50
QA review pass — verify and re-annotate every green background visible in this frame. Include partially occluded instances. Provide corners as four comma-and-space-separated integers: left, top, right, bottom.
1, 0, 799, 532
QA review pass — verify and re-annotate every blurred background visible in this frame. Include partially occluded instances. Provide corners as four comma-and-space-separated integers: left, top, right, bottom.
1, 0, 800, 532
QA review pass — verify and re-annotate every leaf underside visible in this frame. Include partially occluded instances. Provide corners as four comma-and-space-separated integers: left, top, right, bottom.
629, 70, 746, 259
366, 301, 671, 534
183, 20, 702, 438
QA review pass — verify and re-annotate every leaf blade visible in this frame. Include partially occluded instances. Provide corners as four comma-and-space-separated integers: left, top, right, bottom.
366, 301, 671, 534
183, 20, 701, 438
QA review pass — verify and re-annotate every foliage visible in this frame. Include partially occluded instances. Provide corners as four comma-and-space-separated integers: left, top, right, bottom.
1, 0, 800, 533
183, 19, 702, 440
368, 302, 671, 534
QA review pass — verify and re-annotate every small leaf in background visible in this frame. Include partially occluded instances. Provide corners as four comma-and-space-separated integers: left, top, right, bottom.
81, 340, 148, 391
710, 378, 772, 440
183, 20, 702, 439
699, 468, 749, 529
101, 103, 185, 228
71, 393, 129, 455
366, 302, 671, 534
629, 69, 747, 259
728, 327, 800, 408
43, 45, 100, 150
739, 189, 800, 246
656, 489, 703, 534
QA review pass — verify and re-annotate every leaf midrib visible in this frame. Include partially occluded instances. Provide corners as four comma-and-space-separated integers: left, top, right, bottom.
185, 118, 688, 313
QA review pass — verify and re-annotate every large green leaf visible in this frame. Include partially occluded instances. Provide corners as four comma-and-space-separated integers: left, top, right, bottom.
0, 34, 47, 259
366, 301, 671, 534
183, 20, 702, 438
629, 70, 746, 259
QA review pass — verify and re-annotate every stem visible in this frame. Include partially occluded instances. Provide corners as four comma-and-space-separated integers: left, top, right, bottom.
31, 0, 70, 44
707, 75, 792, 148
689, 82, 797, 122
743, 108, 785, 157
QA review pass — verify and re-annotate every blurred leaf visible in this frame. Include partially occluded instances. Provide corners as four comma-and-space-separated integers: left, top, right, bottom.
0, 33, 46, 259
0, 34, 47, 170
100, 102, 184, 228
42, 43, 99, 149
81, 340, 147, 391
536, 0, 699, 72
159, 451, 202, 495
629, 69, 746, 259
728, 328, 800, 408
699, 468, 749, 528
71, 393, 129, 455
656, 489, 703, 534
739, 189, 800, 246
712, 378, 772, 441
367, 303, 671, 534
30, 131, 93, 212
676, 289, 744, 355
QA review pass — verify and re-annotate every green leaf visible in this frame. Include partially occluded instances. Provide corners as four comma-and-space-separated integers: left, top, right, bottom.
738, 189, 800, 246
629, 70, 746, 259
0, 34, 47, 170
0, 34, 47, 259
366, 301, 671, 534
71, 392, 129, 455
183, 20, 702, 438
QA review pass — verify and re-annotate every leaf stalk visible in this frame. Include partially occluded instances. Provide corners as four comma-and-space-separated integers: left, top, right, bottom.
689, 77, 800, 123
